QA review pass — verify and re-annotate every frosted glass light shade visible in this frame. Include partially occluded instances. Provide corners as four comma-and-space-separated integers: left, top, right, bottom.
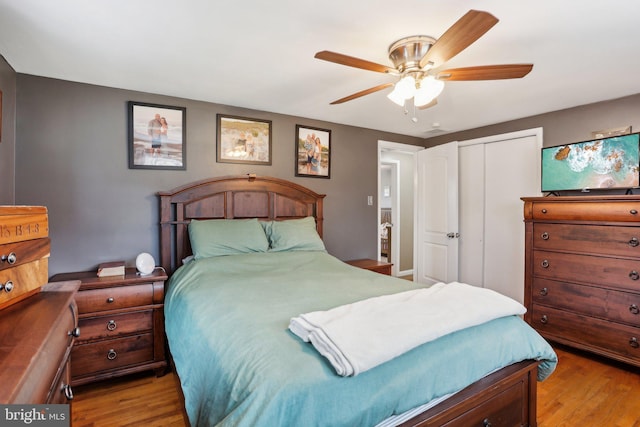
136, 252, 155, 275
414, 76, 444, 107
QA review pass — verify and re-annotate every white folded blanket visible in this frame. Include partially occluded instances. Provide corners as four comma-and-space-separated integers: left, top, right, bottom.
289, 281, 526, 376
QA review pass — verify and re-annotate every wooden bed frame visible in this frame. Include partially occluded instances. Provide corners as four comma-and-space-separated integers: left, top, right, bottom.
158, 175, 540, 427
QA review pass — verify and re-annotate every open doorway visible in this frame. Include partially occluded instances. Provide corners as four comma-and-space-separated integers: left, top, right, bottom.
377, 140, 423, 278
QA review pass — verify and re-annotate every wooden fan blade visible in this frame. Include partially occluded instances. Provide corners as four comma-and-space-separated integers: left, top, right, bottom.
418, 98, 438, 110
436, 64, 533, 81
315, 51, 396, 74
419, 10, 499, 69
330, 83, 394, 104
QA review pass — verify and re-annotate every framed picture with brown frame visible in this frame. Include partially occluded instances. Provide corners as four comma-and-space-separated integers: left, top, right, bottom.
216, 114, 272, 165
295, 124, 331, 178
128, 101, 186, 170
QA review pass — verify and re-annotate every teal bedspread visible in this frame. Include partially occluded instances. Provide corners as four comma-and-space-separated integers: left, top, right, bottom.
165, 251, 557, 427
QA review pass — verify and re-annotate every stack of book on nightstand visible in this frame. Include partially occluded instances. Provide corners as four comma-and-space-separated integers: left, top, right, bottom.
97, 261, 125, 277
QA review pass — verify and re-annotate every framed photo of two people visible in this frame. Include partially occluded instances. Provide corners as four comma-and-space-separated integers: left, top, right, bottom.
295, 125, 331, 178
128, 101, 186, 170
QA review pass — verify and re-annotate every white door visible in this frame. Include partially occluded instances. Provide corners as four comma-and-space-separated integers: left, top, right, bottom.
414, 141, 458, 285
458, 129, 542, 303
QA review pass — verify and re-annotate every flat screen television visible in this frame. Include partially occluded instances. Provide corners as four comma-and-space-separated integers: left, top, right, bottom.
541, 132, 640, 192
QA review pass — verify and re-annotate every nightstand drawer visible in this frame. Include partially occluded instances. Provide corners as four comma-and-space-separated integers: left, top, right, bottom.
75, 284, 154, 313
71, 333, 154, 378
78, 310, 153, 342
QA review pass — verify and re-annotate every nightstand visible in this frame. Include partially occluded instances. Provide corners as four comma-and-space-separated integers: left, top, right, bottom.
50, 267, 168, 386
345, 259, 393, 275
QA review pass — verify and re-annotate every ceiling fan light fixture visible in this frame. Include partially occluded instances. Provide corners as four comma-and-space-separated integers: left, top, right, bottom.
414, 76, 444, 107
387, 87, 406, 106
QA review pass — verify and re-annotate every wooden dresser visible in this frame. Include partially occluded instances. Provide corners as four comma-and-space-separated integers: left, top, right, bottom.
0, 281, 79, 404
522, 195, 640, 367
50, 268, 167, 386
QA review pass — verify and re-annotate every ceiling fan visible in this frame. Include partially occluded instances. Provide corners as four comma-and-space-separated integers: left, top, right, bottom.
315, 10, 533, 110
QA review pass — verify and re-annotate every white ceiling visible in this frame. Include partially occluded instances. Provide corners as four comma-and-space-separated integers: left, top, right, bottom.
2, 0, 640, 138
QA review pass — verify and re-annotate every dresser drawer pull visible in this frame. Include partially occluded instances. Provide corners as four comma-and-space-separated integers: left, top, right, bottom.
541, 260, 549, 268
483, 419, 492, 427
629, 237, 640, 247
107, 349, 118, 360
68, 327, 81, 338
540, 287, 548, 296
631, 304, 640, 315
631, 209, 639, 215
630, 337, 639, 349
541, 232, 549, 240
0, 280, 13, 293
107, 320, 117, 331
630, 271, 640, 281
541, 209, 548, 214
540, 315, 548, 324
62, 384, 74, 401
106, 297, 115, 304
1, 252, 17, 264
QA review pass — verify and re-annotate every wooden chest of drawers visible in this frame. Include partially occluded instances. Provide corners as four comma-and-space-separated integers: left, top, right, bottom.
522, 195, 640, 367
0, 281, 79, 404
0, 206, 50, 310
50, 268, 168, 386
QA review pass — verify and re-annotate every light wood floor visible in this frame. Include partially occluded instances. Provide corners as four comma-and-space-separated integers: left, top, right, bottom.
72, 345, 640, 427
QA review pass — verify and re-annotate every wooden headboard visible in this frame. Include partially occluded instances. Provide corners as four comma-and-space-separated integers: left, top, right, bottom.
158, 175, 326, 275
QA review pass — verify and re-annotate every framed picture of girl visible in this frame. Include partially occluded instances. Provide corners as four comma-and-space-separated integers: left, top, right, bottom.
128, 101, 186, 170
295, 125, 331, 178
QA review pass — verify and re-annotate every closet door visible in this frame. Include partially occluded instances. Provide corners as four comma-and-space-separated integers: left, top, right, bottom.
458, 130, 541, 303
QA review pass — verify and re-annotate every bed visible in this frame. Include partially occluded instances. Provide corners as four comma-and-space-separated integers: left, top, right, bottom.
158, 175, 557, 427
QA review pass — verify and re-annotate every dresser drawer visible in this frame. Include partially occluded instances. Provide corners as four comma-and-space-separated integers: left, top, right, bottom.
0, 237, 50, 271
75, 284, 154, 314
532, 278, 640, 326
531, 305, 640, 362
71, 333, 154, 378
79, 310, 153, 342
533, 250, 640, 292
47, 359, 72, 404
0, 258, 49, 310
531, 200, 640, 222
533, 223, 640, 257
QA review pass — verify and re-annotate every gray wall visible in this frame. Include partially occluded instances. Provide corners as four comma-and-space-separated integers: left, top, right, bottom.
14, 74, 424, 277
0, 55, 16, 204
425, 93, 640, 150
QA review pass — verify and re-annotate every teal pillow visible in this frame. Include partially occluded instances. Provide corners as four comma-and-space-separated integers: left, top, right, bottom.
189, 218, 269, 259
267, 217, 326, 252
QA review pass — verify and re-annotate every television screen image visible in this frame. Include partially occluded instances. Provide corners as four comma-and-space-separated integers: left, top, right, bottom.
541, 132, 640, 192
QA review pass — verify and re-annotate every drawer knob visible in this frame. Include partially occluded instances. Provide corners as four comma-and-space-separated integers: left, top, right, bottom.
630, 304, 640, 315
68, 327, 81, 338
540, 287, 548, 296
0, 281, 14, 293
1, 252, 17, 264
107, 349, 118, 360
107, 320, 117, 331
62, 384, 74, 401
106, 297, 115, 304
630, 337, 639, 349
483, 418, 492, 427
541, 209, 548, 214
540, 315, 548, 324
630, 271, 640, 281
541, 232, 549, 240
541, 260, 550, 268
631, 209, 639, 215
630, 238, 640, 247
